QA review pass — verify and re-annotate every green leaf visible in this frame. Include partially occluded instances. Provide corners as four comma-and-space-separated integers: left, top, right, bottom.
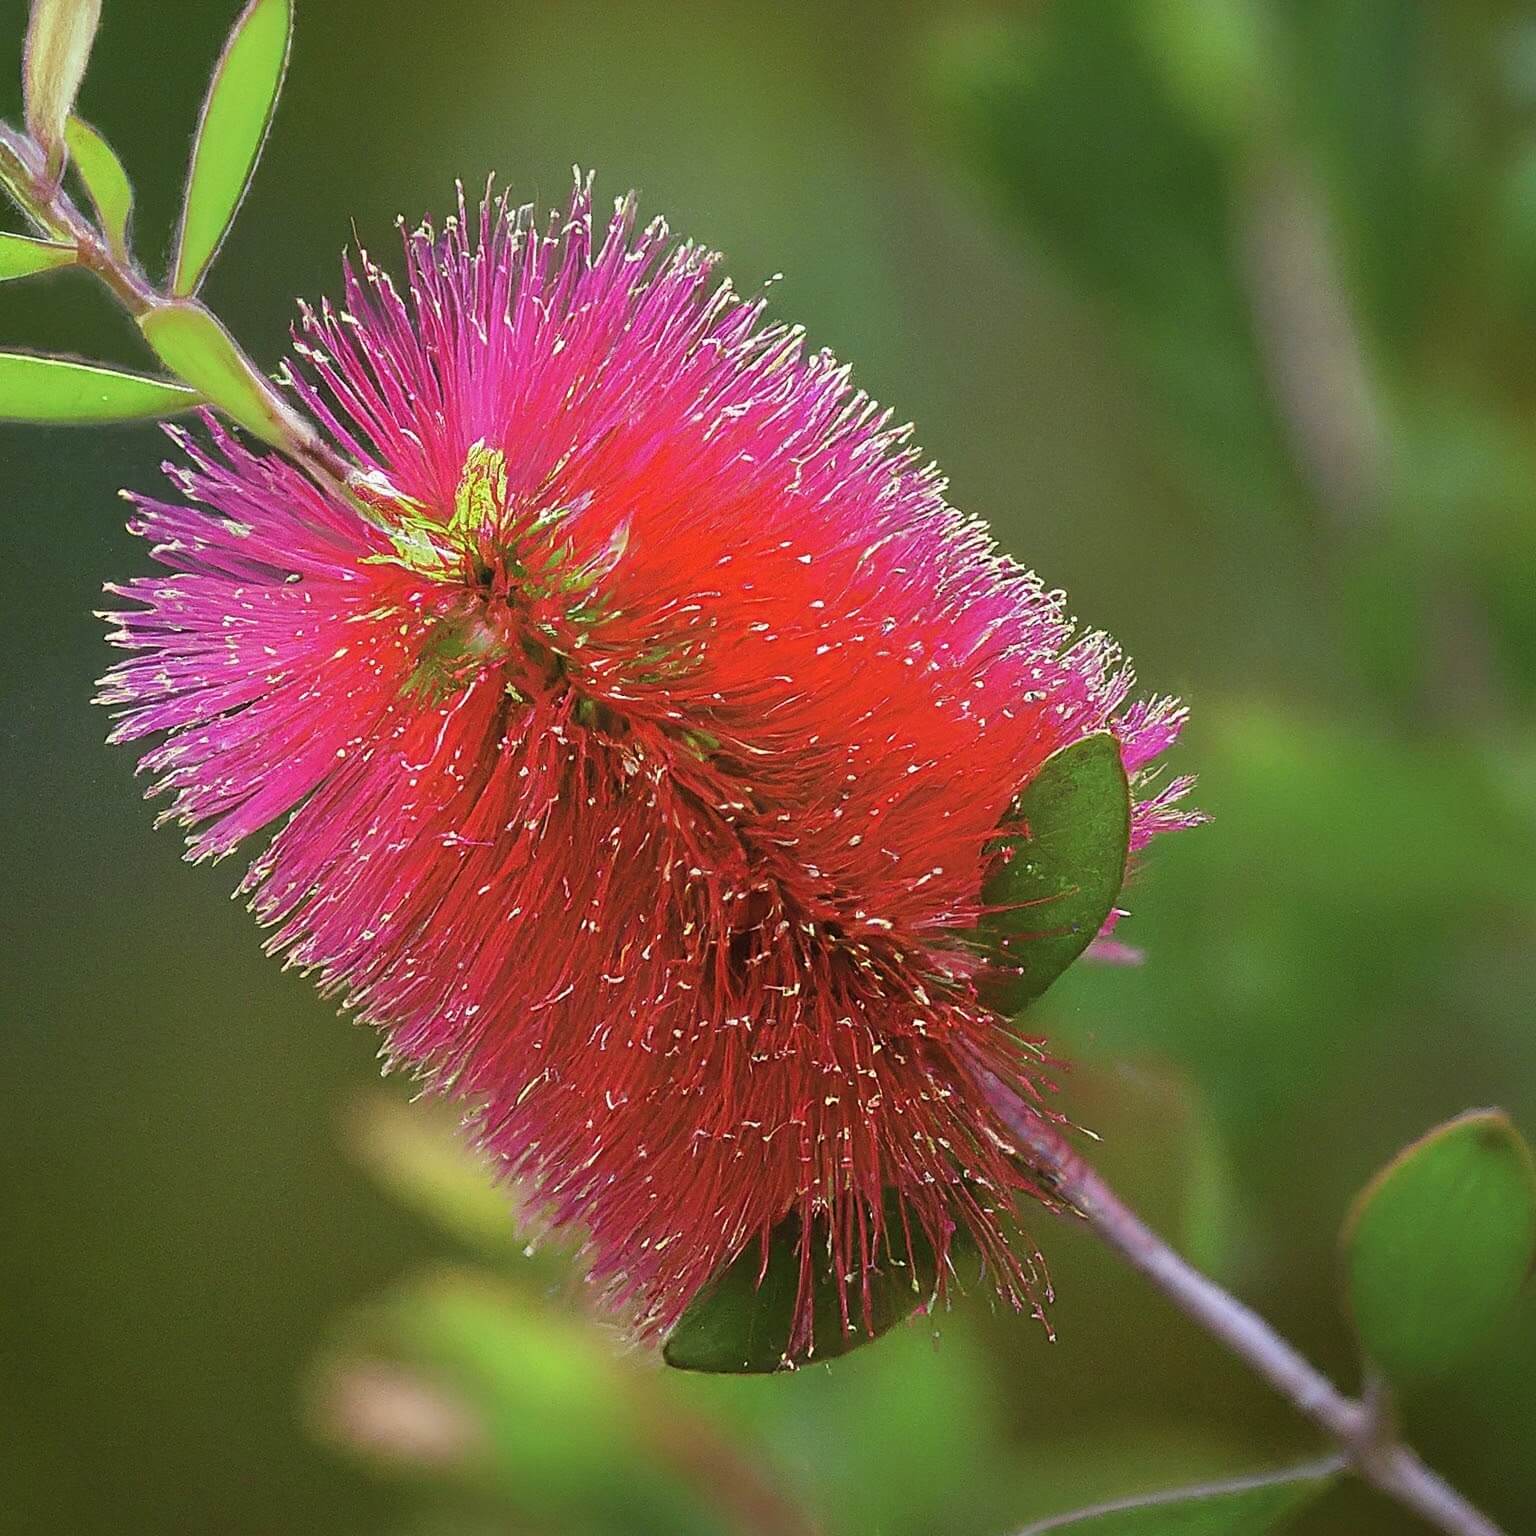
317, 1270, 778, 1532
663, 1191, 955, 1373
1343, 1108, 1536, 1384
65, 116, 133, 258
319, 1273, 666, 1506
171, 0, 292, 296
23, 0, 102, 162
977, 732, 1131, 1014
0, 232, 75, 280
1014, 1458, 1343, 1533
138, 302, 294, 446
347, 1094, 531, 1259
0, 351, 199, 422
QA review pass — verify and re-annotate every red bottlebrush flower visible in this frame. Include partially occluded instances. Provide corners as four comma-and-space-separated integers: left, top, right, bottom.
100, 181, 1196, 1356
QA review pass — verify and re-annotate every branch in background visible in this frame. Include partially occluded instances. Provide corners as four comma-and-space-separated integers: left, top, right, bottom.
1237, 153, 1385, 531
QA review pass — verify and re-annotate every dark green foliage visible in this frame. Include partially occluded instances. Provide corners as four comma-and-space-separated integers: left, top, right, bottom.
663, 1191, 954, 1374
977, 733, 1131, 1015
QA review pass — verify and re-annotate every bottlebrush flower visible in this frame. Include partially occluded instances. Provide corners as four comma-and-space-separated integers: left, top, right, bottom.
99, 180, 1196, 1358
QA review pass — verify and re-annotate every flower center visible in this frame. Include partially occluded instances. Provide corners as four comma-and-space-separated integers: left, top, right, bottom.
363, 443, 627, 706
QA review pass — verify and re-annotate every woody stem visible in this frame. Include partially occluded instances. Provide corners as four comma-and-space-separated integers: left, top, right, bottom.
992, 1098, 1506, 1536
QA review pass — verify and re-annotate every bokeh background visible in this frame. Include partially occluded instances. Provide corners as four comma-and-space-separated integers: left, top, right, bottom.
4, 1, 1536, 1532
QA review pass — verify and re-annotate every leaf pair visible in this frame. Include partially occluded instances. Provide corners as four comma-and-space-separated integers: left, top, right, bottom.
0, 120, 133, 282
0, 300, 305, 447
1, 0, 291, 427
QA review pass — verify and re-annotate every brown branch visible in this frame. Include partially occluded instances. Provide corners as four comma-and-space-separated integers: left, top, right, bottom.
992, 1093, 1508, 1536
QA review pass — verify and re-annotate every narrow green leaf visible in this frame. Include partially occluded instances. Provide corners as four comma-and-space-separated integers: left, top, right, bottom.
0, 232, 75, 280
664, 1192, 957, 1373
138, 302, 294, 446
1014, 1458, 1343, 1534
0, 351, 199, 422
65, 116, 133, 258
347, 1094, 530, 1259
171, 0, 292, 295
976, 732, 1131, 1014
23, 0, 102, 163
1343, 1108, 1536, 1384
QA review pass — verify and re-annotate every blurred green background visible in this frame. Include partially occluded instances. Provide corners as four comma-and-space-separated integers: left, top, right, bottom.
4, 1, 1536, 1532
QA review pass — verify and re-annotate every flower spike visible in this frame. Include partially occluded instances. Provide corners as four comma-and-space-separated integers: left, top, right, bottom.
100, 181, 1198, 1359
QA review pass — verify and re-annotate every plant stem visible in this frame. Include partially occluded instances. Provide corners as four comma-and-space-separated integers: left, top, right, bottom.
0, 123, 372, 522
991, 1096, 1508, 1536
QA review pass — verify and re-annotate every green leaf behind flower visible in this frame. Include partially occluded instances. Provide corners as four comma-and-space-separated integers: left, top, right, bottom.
1012, 1457, 1343, 1533
0, 351, 199, 422
171, 0, 292, 296
0, 232, 76, 280
1343, 1108, 1536, 1386
977, 732, 1131, 1015
65, 116, 133, 258
663, 1192, 958, 1374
